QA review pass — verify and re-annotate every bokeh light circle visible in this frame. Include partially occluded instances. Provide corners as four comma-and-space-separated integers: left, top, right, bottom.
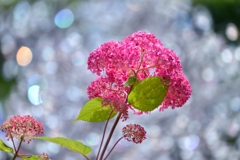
85, 132, 100, 146
16, 46, 33, 66
226, 23, 238, 41
28, 85, 42, 105
71, 52, 85, 66
54, 9, 74, 29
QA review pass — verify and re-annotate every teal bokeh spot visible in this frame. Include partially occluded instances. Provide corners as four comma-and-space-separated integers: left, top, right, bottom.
54, 9, 74, 29
28, 85, 42, 105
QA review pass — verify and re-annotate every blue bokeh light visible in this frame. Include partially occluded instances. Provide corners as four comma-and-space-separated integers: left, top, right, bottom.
54, 9, 74, 29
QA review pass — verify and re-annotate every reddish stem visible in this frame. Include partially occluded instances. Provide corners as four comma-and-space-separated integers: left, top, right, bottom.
104, 137, 123, 160
9, 132, 17, 152
96, 109, 115, 160
12, 136, 23, 160
98, 113, 122, 160
82, 154, 90, 160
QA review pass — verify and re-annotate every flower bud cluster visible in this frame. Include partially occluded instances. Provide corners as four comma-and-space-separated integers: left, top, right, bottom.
39, 153, 49, 160
122, 124, 146, 144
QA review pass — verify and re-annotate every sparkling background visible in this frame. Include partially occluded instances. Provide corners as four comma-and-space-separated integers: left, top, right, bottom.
0, 0, 240, 160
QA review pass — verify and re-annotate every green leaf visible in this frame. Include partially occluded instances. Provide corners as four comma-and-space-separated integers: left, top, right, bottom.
74, 98, 118, 122
36, 136, 92, 155
21, 155, 41, 160
128, 76, 168, 111
124, 76, 137, 87
0, 139, 13, 153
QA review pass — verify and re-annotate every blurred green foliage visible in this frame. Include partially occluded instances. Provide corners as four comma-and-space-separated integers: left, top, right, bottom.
192, 0, 240, 43
0, 49, 16, 101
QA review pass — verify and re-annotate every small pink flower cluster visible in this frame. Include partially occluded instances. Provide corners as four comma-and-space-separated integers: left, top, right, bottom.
122, 124, 146, 144
87, 31, 192, 112
0, 115, 44, 143
39, 153, 49, 160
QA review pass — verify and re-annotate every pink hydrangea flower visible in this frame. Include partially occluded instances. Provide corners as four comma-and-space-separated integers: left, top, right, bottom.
0, 115, 44, 143
87, 31, 192, 112
122, 124, 146, 144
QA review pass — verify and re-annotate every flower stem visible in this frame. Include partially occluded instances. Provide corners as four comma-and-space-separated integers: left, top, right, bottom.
96, 110, 115, 160
104, 137, 123, 160
83, 154, 90, 160
10, 137, 17, 152
98, 113, 122, 160
12, 136, 23, 160
9, 133, 17, 152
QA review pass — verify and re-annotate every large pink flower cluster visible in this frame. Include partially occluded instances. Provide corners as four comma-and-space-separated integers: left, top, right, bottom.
87, 31, 192, 113
0, 115, 44, 143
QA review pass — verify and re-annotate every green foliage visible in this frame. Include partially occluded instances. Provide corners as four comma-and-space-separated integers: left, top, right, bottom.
192, 0, 240, 43
36, 136, 92, 155
21, 155, 41, 160
0, 55, 16, 101
124, 76, 137, 87
74, 98, 118, 122
0, 139, 13, 153
128, 76, 168, 111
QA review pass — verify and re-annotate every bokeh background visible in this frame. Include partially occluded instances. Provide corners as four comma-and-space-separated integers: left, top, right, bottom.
0, 0, 240, 159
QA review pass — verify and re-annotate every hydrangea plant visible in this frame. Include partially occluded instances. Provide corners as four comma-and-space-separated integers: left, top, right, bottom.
0, 31, 192, 160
